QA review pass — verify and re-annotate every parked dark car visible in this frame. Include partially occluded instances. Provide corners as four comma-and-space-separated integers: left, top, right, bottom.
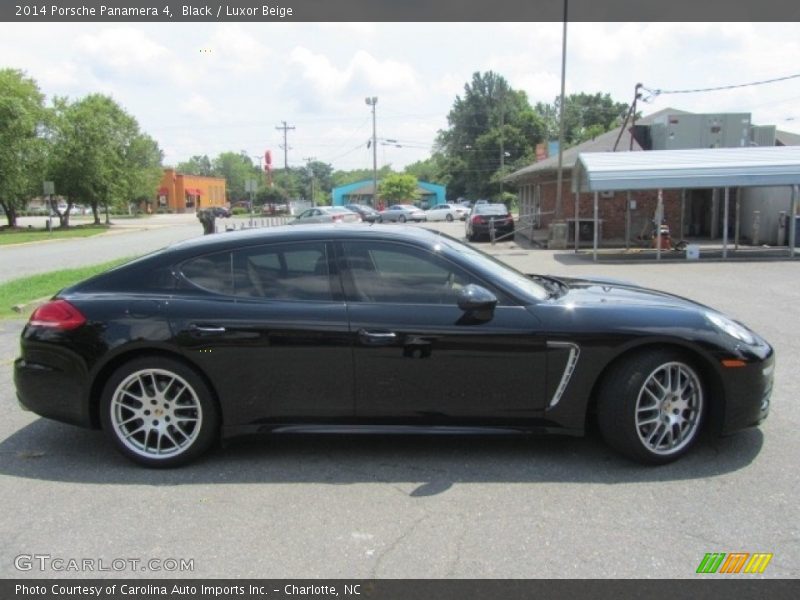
15, 225, 773, 467
211, 206, 231, 218
466, 203, 514, 241
345, 203, 380, 223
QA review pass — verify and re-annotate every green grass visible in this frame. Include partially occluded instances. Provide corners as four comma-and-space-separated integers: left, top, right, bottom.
0, 257, 136, 319
0, 224, 110, 246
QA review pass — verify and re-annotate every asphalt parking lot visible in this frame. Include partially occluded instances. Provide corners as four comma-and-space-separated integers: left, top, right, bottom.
1, 220, 798, 579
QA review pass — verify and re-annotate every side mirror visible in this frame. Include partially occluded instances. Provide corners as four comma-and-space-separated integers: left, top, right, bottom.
457, 284, 497, 313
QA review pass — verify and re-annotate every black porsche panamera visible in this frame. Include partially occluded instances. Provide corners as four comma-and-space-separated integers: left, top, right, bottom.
15, 225, 773, 467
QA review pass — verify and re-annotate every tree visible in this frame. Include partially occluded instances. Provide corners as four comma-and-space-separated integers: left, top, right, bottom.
378, 173, 419, 204
121, 133, 164, 213
404, 156, 445, 183
252, 167, 303, 206
176, 155, 213, 176
535, 92, 630, 146
48, 94, 163, 225
436, 71, 544, 201
0, 69, 48, 227
331, 165, 394, 189
299, 160, 333, 205
213, 151, 261, 202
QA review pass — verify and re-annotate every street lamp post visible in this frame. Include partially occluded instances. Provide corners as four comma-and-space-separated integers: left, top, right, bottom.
550, 0, 569, 249
303, 156, 316, 207
365, 96, 378, 207
245, 178, 257, 227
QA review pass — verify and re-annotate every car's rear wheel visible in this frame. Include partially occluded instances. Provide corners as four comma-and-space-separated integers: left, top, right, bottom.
100, 357, 219, 467
446, 213, 454, 222
399, 215, 407, 223
597, 351, 705, 465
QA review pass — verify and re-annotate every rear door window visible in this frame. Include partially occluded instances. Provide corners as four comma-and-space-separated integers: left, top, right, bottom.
233, 242, 333, 301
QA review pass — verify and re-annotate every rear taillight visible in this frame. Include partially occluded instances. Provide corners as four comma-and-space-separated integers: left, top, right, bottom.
471, 215, 486, 224
333, 215, 343, 222
29, 299, 86, 330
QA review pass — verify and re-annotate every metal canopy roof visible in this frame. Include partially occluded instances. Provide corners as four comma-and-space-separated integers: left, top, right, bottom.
573, 146, 800, 193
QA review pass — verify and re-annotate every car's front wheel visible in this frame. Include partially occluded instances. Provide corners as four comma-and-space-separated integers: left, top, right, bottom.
100, 357, 219, 467
597, 351, 705, 465
398, 215, 407, 223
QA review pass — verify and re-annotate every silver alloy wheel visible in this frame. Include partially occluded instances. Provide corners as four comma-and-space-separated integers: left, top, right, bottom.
110, 368, 202, 459
635, 361, 703, 455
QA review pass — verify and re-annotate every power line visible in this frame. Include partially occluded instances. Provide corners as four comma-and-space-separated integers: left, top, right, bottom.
321, 141, 369, 163
642, 72, 800, 98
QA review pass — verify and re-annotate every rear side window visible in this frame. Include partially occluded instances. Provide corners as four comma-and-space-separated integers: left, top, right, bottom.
233, 242, 333, 301
476, 204, 509, 215
180, 252, 233, 294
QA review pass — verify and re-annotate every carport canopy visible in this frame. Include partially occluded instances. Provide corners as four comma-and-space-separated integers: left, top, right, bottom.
572, 146, 800, 193
569, 146, 800, 260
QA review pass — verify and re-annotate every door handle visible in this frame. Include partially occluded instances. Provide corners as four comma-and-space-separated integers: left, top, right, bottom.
358, 329, 397, 346
188, 324, 227, 335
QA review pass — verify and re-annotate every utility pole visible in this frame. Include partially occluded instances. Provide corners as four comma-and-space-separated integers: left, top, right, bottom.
275, 121, 295, 169
499, 96, 505, 199
365, 97, 378, 207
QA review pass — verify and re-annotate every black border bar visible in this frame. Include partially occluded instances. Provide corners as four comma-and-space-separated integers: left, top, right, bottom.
3, 579, 800, 600
3, 0, 800, 22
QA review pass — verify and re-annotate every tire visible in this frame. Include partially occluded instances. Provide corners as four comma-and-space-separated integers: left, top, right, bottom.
399, 215, 407, 223
100, 357, 219, 467
445, 213, 454, 222
596, 350, 705, 465
377, 216, 383, 223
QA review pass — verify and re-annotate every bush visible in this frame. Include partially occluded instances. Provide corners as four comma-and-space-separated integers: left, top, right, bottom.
231, 207, 248, 215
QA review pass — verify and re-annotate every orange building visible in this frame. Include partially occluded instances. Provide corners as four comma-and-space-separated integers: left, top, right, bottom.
156, 169, 227, 213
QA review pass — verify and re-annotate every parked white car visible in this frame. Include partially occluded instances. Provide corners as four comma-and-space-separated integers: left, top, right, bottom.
425, 203, 470, 222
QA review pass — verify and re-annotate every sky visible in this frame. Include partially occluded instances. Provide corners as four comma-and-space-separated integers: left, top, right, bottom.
2, 21, 799, 172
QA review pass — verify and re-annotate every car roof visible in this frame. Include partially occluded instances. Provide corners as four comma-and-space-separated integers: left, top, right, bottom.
165, 223, 442, 256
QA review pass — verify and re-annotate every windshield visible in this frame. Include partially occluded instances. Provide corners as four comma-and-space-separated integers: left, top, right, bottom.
434, 233, 548, 301
475, 204, 509, 215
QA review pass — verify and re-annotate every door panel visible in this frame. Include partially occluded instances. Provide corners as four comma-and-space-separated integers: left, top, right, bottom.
348, 303, 546, 422
170, 242, 353, 427
339, 240, 547, 423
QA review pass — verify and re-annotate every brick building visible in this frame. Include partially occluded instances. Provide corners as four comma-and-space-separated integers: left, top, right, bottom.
507, 108, 799, 246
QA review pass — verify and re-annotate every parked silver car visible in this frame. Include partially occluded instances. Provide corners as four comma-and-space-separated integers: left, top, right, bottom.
291, 207, 362, 224
378, 204, 427, 223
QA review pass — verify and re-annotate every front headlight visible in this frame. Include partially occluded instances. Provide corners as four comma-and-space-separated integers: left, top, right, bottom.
706, 312, 756, 345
